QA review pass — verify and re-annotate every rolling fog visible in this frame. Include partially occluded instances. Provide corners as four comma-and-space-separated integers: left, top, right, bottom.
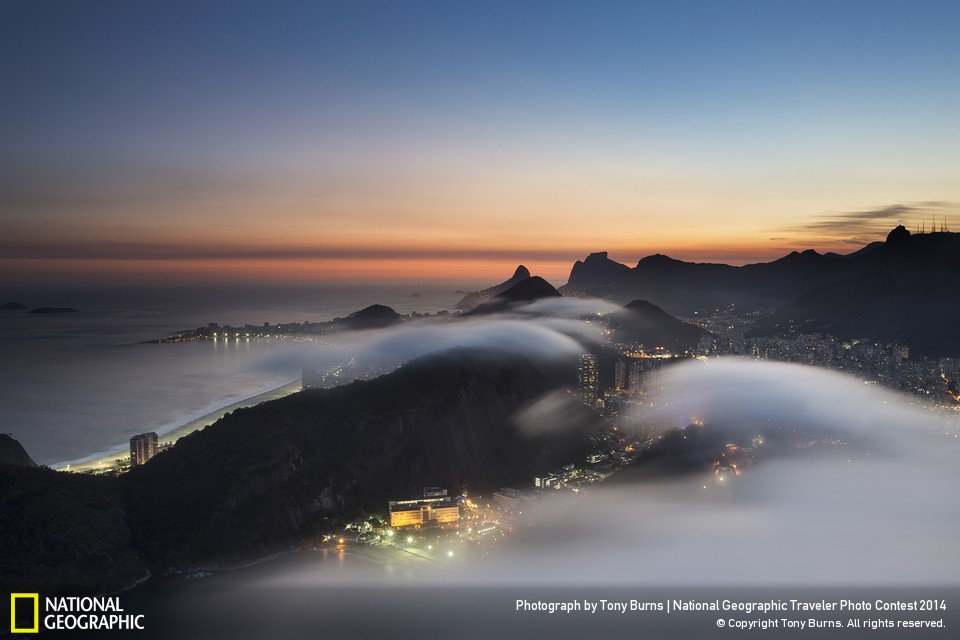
253, 355, 960, 587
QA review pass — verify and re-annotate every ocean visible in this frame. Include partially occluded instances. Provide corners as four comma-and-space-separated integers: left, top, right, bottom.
0, 283, 463, 466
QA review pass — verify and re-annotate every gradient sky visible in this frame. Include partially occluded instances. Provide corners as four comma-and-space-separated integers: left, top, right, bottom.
2, 0, 959, 284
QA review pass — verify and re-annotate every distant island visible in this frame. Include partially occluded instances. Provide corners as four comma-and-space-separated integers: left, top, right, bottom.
1, 302, 80, 313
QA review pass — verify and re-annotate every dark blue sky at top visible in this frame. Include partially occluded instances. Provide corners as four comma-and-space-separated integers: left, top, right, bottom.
4, 0, 957, 171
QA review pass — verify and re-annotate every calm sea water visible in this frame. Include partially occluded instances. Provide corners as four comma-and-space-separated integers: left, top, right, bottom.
0, 283, 463, 465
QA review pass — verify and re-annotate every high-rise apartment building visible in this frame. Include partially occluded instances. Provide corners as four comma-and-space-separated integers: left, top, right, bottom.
614, 360, 626, 390
130, 432, 158, 467
577, 354, 599, 404
629, 361, 641, 390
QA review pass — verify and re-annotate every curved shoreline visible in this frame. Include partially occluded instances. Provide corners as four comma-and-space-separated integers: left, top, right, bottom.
52, 379, 301, 472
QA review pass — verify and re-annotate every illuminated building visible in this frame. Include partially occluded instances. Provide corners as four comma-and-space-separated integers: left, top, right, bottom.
614, 360, 626, 390
577, 354, 599, 404
389, 507, 427, 528
129, 432, 158, 467
388, 493, 460, 528
492, 487, 538, 511
533, 474, 558, 489
629, 361, 640, 390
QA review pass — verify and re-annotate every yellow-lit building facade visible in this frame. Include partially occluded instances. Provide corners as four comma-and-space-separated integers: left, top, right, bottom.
390, 508, 426, 528
429, 504, 461, 524
388, 497, 461, 528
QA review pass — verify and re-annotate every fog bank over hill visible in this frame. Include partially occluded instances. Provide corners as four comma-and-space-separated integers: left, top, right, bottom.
254, 298, 614, 378
261, 359, 960, 587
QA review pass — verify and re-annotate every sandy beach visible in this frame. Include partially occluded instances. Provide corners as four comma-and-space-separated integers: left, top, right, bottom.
53, 379, 301, 473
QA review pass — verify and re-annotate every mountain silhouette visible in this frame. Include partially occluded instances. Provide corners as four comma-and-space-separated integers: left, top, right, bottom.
455, 265, 531, 309
562, 227, 960, 356
495, 276, 562, 302
342, 304, 401, 330
760, 227, 960, 356
608, 300, 711, 351
468, 276, 562, 315
0, 434, 37, 467
562, 251, 632, 292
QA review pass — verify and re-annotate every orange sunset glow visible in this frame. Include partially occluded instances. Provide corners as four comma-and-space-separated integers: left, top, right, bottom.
2, 1, 958, 286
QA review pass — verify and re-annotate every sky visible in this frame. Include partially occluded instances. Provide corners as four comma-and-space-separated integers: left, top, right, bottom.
2, 0, 959, 285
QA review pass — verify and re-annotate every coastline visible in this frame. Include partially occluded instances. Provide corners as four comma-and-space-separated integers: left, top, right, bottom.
52, 378, 302, 473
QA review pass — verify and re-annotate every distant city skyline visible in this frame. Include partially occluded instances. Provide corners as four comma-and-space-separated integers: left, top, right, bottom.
2, 0, 959, 284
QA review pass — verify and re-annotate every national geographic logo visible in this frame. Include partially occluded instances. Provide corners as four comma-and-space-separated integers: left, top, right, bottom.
9, 593, 146, 633
9, 594, 38, 634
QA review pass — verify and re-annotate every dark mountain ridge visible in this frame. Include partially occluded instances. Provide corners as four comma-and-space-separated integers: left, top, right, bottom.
563, 249, 843, 314
0, 434, 37, 467
761, 228, 960, 355
564, 251, 632, 291
124, 348, 591, 567
608, 300, 711, 351
0, 465, 149, 596
562, 227, 960, 356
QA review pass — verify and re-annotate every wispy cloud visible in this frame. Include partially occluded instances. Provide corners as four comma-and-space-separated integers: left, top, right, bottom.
784, 201, 960, 246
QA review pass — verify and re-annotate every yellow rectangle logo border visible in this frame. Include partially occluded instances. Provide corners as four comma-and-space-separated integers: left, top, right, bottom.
10, 593, 39, 634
